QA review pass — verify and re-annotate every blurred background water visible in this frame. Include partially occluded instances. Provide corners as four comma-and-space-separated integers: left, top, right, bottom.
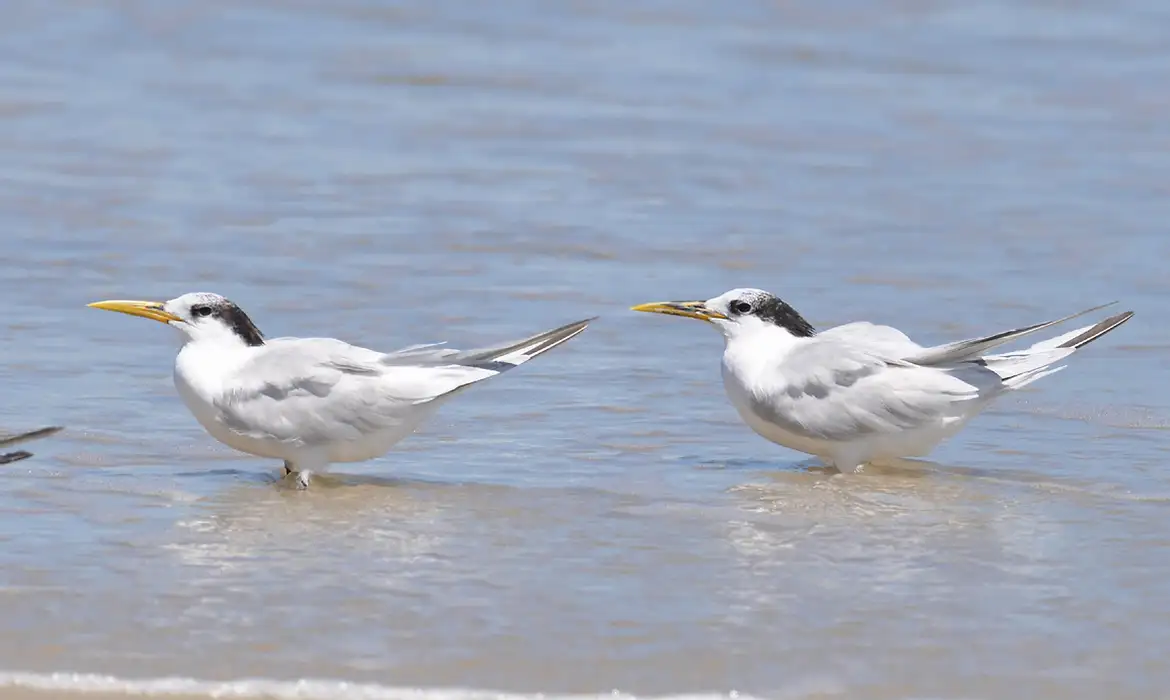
0, 1, 1169, 698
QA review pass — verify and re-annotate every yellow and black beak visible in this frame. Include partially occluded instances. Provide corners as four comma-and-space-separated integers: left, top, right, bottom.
630, 300, 728, 322
87, 299, 182, 324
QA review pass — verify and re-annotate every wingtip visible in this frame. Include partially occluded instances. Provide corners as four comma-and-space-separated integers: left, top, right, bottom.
1075, 300, 1119, 316
1059, 309, 1135, 349
565, 317, 597, 337
0, 426, 64, 448
562, 316, 599, 332
29, 425, 64, 440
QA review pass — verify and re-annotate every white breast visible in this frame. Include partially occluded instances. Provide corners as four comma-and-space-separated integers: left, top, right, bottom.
718, 329, 836, 459
173, 343, 290, 460
720, 357, 833, 459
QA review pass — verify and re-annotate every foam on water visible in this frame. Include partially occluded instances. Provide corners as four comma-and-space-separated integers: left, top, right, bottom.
0, 672, 762, 700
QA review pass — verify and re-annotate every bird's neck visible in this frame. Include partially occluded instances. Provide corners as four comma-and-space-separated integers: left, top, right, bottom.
722, 323, 806, 379
175, 338, 259, 396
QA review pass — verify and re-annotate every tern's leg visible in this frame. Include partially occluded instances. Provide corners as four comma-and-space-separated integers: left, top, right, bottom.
280, 460, 308, 488
294, 470, 313, 489
824, 455, 864, 474
281, 454, 326, 490
280, 466, 313, 490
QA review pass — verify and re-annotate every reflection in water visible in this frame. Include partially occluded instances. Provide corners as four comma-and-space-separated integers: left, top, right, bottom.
167, 477, 459, 581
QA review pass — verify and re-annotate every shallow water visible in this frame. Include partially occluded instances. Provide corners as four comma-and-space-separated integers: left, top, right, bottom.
1, 1, 1170, 699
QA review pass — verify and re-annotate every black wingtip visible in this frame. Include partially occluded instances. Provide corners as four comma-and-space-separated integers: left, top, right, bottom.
524, 317, 595, 358
0, 426, 63, 448
563, 316, 599, 328
1059, 310, 1135, 349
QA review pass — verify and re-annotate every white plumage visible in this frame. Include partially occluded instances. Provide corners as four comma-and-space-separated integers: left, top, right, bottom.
90, 292, 593, 487
634, 289, 1133, 472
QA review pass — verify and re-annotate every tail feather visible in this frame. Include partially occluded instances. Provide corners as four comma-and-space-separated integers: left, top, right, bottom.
384, 318, 595, 402
974, 309, 1133, 387
909, 301, 1119, 366
1053, 311, 1134, 350
1001, 364, 1068, 390
454, 317, 596, 368
383, 318, 595, 371
979, 347, 1075, 381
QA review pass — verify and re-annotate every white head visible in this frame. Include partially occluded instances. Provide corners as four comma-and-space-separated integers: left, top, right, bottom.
631, 287, 816, 341
88, 292, 266, 348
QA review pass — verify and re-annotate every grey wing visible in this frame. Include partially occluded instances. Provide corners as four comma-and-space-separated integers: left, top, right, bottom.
212, 339, 490, 445
752, 340, 982, 442
211, 319, 594, 445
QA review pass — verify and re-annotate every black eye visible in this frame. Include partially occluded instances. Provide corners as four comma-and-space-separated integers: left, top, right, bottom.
731, 300, 753, 315
192, 305, 213, 318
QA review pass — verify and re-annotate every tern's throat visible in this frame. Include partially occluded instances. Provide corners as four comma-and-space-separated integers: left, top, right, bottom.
174, 338, 259, 400
721, 321, 807, 381
177, 310, 266, 349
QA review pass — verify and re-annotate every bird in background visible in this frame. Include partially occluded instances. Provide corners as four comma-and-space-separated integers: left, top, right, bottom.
0, 426, 63, 465
89, 293, 593, 488
632, 288, 1133, 473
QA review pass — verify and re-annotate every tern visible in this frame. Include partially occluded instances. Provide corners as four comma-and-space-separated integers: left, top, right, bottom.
0, 426, 63, 465
89, 293, 593, 487
633, 288, 1133, 472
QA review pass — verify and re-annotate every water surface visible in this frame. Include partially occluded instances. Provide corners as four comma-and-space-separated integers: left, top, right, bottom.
1, 1, 1169, 699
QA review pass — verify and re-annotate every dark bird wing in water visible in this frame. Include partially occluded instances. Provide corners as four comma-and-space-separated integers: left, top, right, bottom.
0, 426, 63, 448
0, 451, 32, 465
0, 426, 63, 465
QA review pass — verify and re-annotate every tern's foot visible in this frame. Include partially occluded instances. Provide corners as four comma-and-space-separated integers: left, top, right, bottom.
278, 462, 312, 489
280, 470, 312, 489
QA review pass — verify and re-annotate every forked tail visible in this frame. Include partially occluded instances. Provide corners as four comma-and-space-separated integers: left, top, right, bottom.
984, 310, 1134, 389
453, 317, 596, 369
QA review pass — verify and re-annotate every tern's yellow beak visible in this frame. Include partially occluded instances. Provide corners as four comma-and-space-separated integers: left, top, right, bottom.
630, 300, 728, 322
87, 299, 182, 324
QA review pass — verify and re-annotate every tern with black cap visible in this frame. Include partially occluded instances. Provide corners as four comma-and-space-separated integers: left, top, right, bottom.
89, 293, 593, 487
633, 288, 1133, 472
